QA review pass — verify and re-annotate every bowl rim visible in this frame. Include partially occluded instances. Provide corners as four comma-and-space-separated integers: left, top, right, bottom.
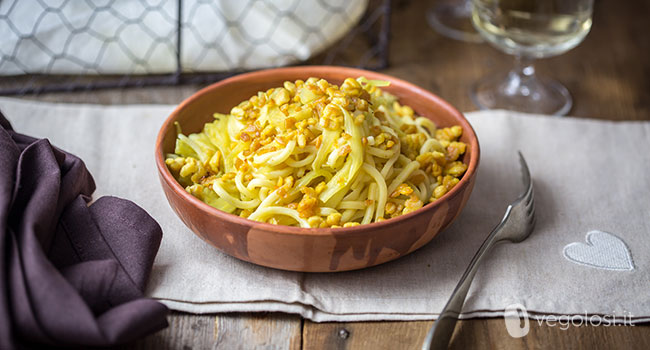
155, 65, 480, 236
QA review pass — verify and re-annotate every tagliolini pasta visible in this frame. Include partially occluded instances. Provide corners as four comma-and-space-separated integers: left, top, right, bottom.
165, 77, 468, 228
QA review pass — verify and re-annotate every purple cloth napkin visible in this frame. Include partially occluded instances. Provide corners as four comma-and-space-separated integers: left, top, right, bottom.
0, 111, 168, 348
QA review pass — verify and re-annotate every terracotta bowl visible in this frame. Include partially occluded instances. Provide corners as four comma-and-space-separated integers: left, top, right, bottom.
155, 66, 479, 272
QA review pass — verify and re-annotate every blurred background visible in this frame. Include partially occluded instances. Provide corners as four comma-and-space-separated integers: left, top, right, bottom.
0, 0, 647, 120
0, 0, 389, 92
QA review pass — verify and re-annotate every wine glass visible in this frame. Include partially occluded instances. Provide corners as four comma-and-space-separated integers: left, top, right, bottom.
470, 0, 594, 115
427, 0, 483, 43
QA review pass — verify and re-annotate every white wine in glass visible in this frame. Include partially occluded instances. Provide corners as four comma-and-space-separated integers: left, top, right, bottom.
470, 0, 594, 115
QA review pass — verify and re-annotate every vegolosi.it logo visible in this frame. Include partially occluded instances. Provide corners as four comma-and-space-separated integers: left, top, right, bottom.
503, 304, 636, 338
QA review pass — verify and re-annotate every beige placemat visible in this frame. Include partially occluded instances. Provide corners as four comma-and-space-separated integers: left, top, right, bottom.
3, 97, 649, 323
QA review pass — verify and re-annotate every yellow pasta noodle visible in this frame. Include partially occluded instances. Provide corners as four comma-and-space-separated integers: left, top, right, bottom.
165, 77, 468, 228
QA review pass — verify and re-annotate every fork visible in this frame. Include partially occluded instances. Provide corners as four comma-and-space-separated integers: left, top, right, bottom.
422, 152, 536, 350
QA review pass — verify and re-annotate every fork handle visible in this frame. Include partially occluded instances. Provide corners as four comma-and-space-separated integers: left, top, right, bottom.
421, 205, 513, 350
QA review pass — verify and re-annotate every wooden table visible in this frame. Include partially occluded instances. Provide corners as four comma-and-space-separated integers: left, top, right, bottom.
18, 0, 649, 348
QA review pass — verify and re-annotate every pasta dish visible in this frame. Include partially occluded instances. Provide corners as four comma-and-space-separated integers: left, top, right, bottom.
165, 77, 468, 228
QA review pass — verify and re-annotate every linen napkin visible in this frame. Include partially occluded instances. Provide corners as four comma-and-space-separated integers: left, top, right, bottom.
0, 111, 168, 348
1, 97, 648, 324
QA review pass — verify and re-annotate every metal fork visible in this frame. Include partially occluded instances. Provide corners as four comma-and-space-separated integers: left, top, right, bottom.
422, 152, 536, 350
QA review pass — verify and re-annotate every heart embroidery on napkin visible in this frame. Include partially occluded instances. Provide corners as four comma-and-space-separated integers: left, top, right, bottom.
563, 230, 635, 271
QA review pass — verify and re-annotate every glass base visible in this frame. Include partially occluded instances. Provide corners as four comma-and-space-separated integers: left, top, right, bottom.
426, 1, 483, 43
470, 70, 572, 116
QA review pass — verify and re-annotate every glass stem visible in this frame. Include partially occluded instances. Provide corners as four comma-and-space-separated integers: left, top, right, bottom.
504, 56, 537, 97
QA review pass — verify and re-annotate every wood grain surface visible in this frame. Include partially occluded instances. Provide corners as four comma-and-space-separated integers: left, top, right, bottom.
126, 313, 302, 350
9, 0, 649, 349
